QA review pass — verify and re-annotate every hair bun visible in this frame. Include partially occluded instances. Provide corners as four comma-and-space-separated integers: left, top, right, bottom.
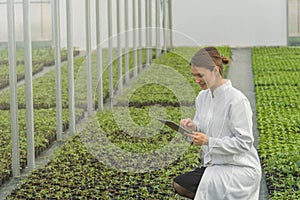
221, 55, 231, 65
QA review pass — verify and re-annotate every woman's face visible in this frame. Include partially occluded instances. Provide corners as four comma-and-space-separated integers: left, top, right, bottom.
191, 65, 216, 90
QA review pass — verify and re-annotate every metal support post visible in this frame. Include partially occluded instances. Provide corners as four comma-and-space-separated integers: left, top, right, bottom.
145, 0, 150, 66
117, 0, 123, 91
124, 0, 130, 83
108, 0, 113, 107
149, 0, 152, 62
85, 0, 93, 115
66, 0, 76, 132
51, 1, 55, 47
96, 0, 103, 111
7, 0, 20, 177
23, 0, 35, 170
138, 0, 143, 72
156, 0, 161, 58
53, 0, 63, 140
132, 0, 138, 77
168, 0, 173, 49
163, 0, 168, 52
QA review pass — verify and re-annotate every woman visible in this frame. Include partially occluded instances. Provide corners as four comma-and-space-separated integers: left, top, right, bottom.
173, 47, 261, 199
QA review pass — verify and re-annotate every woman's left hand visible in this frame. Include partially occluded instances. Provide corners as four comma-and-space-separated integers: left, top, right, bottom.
191, 132, 209, 146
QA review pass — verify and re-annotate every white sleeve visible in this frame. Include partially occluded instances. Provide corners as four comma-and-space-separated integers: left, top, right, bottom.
207, 97, 254, 155
193, 95, 201, 132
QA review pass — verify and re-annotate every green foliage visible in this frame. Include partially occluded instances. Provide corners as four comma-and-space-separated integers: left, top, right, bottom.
0, 47, 75, 89
0, 108, 84, 182
253, 47, 300, 199
0, 47, 152, 187
114, 46, 231, 107
0, 47, 84, 187
0, 47, 68, 66
5, 46, 232, 199
7, 107, 200, 199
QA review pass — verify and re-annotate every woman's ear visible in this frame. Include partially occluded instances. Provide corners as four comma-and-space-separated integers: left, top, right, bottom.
214, 66, 218, 72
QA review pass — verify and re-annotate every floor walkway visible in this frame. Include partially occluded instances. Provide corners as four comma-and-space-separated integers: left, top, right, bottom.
227, 48, 268, 200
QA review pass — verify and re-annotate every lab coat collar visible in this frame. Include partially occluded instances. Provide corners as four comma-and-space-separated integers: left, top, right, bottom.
210, 79, 231, 98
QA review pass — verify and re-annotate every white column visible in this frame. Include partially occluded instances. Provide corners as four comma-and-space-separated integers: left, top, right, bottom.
53, 0, 63, 140
132, 0, 138, 77
7, 0, 20, 177
96, 0, 103, 111
117, 0, 123, 91
23, 0, 35, 170
163, 0, 167, 52
108, 0, 113, 107
149, 0, 152, 62
138, 0, 143, 72
155, 0, 161, 58
145, 0, 150, 66
168, 0, 173, 49
85, 0, 93, 115
124, 0, 130, 83
66, 0, 76, 132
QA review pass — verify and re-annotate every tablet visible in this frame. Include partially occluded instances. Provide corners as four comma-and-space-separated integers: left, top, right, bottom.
157, 118, 194, 137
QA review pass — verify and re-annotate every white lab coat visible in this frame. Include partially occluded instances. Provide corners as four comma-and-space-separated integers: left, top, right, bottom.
193, 80, 261, 200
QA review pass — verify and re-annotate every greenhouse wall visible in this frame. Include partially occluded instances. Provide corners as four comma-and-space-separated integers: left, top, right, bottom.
0, 0, 288, 49
172, 0, 287, 47
62, 0, 154, 50
0, 0, 51, 44
65, 0, 287, 49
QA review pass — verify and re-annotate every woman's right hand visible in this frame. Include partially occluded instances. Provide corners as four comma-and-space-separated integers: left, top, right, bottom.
180, 118, 196, 131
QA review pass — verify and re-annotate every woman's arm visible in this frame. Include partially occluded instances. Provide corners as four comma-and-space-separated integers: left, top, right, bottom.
192, 97, 254, 155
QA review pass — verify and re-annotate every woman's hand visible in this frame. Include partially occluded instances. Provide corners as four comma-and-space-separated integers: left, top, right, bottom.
191, 132, 209, 146
180, 118, 196, 131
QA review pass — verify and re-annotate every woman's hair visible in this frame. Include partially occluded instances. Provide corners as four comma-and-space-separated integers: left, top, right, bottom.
190, 46, 231, 76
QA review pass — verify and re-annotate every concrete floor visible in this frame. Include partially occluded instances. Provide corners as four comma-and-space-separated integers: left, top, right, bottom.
227, 48, 268, 200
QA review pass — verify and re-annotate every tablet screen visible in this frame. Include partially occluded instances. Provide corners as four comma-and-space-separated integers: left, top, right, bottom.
157, 118, 194, 137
